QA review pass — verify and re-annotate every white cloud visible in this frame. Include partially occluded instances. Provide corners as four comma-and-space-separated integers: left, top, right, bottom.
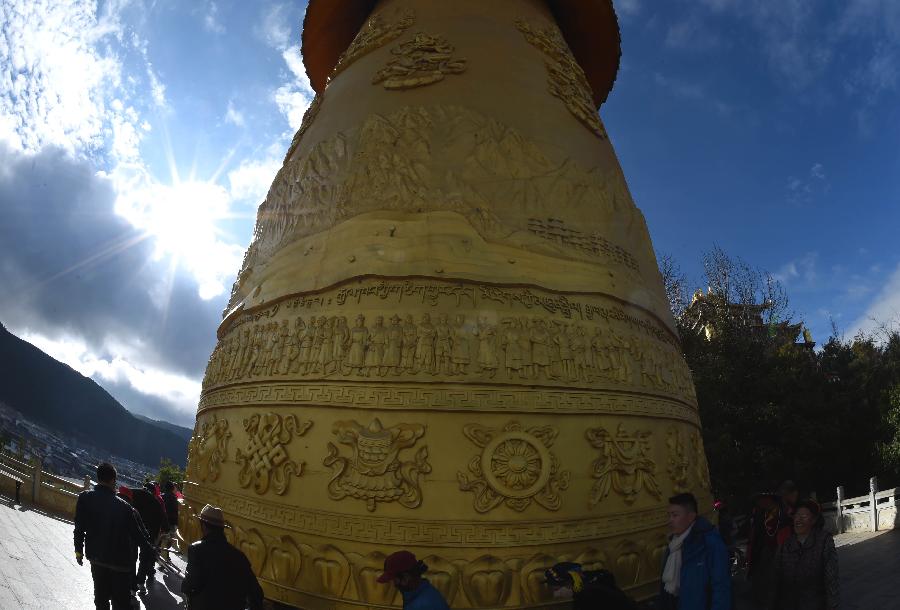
20, 330, 201, 419
0, 0, 127, 154
257, 3, 292, 50
224, 100, 245, 127
851, 263, 900, 337
774, 252, 818, 286
147, 64, 168, 109
786, 162, 828, 203
616, 0, 641, 17
274, 45, 314, 131
665, 15, 720, 51
228, 157, 280, 203
203, 2, 225, 34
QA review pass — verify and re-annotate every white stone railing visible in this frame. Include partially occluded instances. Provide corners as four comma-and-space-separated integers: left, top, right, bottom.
821, 476, 899, 534
0, 452, 90, 519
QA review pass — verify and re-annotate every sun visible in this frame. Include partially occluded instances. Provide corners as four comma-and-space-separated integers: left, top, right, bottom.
113, 168, 246, 300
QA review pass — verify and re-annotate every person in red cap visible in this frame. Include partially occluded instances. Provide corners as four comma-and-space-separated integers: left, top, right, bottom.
377, 551, 450, 609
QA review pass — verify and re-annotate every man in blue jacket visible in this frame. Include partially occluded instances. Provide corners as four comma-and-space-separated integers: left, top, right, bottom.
377, 550, 450, 610
659, 492, 731, 610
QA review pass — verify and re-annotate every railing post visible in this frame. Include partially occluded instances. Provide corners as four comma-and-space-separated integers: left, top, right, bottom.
870, 476, 878, 532
836, 486, 845, 534
31, 458, 42, 505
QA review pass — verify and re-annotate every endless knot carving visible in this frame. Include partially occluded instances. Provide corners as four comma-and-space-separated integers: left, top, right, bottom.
586, 423, 661, 506
186, 414, 230, 483
458, 421, 570, 512
373, 33, 467, 90
236, 412, 312, 495
282, 93, 322, 163
515, 18, 607, 139
330, 8, 415, 81
324, 418, 431, 511
666, 426, 690, 493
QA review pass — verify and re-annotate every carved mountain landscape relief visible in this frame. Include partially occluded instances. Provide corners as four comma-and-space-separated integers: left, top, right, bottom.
230, 105, 648, 311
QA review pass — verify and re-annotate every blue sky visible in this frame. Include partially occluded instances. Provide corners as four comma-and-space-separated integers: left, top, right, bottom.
0, 0, 898, 426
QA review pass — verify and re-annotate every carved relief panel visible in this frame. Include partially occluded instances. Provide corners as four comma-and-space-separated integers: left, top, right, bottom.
373, 33, 467, 90
458, 421, 570, 512
586, 423, 661, 506
329, 8, 415, 81
515, 18, 608, 139
230, 104, 644, 300
186, 414, 231, 483
324, 418, 431, 511
235, 412, 312, 495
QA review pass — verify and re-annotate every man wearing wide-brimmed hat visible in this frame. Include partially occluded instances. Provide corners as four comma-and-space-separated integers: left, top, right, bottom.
181, 504, 264, 610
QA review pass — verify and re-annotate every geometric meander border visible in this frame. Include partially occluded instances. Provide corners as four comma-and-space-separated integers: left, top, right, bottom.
183, 482, 668, 548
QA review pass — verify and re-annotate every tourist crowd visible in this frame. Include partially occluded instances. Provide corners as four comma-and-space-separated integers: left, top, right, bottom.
72, 463, 839, 610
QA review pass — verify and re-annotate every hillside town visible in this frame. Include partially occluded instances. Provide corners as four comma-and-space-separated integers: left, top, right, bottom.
0, 402, 154, 487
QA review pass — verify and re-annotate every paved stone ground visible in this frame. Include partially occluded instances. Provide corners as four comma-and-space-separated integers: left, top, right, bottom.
0, 499, 186, 609
0, 495, 898, 609
729, 529, 900, 610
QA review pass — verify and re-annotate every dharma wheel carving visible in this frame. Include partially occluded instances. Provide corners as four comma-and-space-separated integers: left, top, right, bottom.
184, 1, 713, 608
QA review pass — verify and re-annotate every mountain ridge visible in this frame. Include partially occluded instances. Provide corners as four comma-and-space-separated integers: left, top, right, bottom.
0, 322, 188, 467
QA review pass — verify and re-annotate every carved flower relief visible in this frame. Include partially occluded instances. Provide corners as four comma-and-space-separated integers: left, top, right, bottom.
458, 421, 570, 513
186, 415, 231, 483
235, 412, 313, 495
372, 33, 467, 90
586, 423, 661, 506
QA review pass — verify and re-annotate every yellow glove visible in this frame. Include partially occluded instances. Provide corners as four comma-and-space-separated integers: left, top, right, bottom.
75, 551, 83, 566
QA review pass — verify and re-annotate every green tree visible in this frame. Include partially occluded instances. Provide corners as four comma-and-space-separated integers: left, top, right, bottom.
664, 248, 900, 508
156, 457, 185, 488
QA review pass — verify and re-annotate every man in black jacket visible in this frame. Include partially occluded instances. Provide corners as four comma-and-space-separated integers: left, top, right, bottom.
74, 463, 155, 610
181, 504, 264, 610
159, 481, 180, 561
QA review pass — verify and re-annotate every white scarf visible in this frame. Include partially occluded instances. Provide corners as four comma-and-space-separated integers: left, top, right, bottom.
662, 523, 695, 595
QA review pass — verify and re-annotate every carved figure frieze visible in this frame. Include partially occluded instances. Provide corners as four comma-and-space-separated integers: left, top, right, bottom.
515, 18, 607, 139
586, 423, 661, 506
235, 413, 312, 495
202, 308, 694, 403
186, 414, 231, 483
373, 33, 467, 90
329, 8, 415, 81
458, 421, 570, 512
324, 418, 431, 511
228, 105, 642, 308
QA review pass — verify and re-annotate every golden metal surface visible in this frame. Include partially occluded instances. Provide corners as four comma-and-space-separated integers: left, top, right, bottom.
185, 1, 712, 607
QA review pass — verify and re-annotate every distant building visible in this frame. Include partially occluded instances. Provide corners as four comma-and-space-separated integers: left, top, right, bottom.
683, 287, 814, 349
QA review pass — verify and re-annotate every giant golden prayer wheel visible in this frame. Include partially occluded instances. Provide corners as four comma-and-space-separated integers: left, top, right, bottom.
182, 0, 713, 607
